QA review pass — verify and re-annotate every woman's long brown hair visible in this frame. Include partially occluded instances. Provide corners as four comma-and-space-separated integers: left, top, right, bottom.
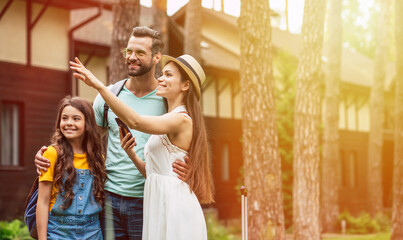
51, 96, 107, 210
171, 62, 214, 204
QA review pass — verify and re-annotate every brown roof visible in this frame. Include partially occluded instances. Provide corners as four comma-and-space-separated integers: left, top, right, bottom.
71, 4, 395, 89
32, 0, 112, 10
175, 6, 396, 89
71, 5, 153, 46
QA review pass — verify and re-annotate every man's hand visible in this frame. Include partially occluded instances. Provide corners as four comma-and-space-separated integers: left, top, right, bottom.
173, 156, 190, 182
34, 146, 50, 175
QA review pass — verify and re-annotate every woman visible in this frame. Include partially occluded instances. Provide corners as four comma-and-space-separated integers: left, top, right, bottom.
70, 54, 214, 239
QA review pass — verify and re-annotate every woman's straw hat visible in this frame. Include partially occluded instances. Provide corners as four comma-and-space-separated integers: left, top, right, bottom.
160, 54, 205, 100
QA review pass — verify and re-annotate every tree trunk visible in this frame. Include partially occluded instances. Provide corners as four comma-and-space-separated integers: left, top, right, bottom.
184, 0, 202, 62
239, 1, 285, 239
108, 0, 140, 84
285, 0, 289, 32
321, 0, 342, 233
367, 0, 390, 215
152, 0, 168, 77
152, 0, 168, 54
392, 0, 403, 238
293, 0, 326, 239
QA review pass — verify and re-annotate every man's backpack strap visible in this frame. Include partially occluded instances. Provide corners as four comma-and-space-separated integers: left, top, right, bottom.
102, 79, 128, 128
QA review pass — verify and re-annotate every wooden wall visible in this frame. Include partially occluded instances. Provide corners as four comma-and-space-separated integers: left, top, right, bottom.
0, 61, 69, 220
206, 124, 394, 219
205, 117, 243, 219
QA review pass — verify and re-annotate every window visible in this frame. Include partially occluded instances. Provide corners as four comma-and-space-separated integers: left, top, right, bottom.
347, 152, 357, 187
1, 102, 21, 167
221, 143, 230, 181
340, 150, 358, 188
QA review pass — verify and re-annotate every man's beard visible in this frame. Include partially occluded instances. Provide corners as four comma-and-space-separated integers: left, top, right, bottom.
127, 58, 154, 77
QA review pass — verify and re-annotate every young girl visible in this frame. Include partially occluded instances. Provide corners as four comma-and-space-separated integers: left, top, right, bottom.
70, 54, 214, 239
36, 96, 106, 240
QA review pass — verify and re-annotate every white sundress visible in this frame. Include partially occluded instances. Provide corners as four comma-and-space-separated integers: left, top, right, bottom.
142, 105, 207, 240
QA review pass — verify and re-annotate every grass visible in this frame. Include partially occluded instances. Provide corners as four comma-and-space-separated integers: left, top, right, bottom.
323, 232, 391, 240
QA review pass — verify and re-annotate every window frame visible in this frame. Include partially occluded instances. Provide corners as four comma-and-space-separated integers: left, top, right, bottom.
0, 100, 24, 170
221, 141, 231, 182
340, 149, 358, 189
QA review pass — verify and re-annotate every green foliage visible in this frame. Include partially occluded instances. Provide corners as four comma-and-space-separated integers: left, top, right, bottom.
324, 232, 391, 240
342, 0, 379, 58
206, 213, 241, 240
373, 212, 392, 232
273, 49, 298, 229
338, 211, 391, 234
341, 0, 395, 60
0, 219, 32, 240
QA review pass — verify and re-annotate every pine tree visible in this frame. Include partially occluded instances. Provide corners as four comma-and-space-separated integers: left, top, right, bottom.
391, 0, 403, 238
239, 0, 285, 239
108, 0, 140, 84
152, 0, 168, 54
321, 0, 342, 232
367, 0, 390, 215
184, 0, 202, 62
293, 0, 326, 238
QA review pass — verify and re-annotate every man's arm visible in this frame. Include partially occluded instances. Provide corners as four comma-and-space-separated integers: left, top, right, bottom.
173, 156, 190, 182
34, 146, 50, 175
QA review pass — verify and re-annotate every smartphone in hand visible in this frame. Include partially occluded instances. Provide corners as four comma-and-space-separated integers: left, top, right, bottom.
115, 118, 132, 139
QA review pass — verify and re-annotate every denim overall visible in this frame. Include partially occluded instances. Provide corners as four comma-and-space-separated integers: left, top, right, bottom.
47, 168, 103, 240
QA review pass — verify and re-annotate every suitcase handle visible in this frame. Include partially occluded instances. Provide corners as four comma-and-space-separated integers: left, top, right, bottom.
240, 186, 248, 240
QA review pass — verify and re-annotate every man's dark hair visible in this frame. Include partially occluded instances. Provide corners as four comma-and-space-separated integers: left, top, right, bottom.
131, 26, 164, 54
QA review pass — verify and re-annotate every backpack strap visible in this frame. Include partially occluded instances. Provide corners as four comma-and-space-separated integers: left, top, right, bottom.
102, 79, 128, 128
24, 176, 39, 239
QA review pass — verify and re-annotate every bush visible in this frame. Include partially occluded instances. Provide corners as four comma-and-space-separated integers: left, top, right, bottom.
338, 211, 391, 234
206, 213, 241, 240
0, 219, 31, 240
373, 212, 391, 232
324, 232, 391, 240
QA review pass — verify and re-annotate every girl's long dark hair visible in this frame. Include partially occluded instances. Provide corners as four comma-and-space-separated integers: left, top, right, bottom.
51, 96, 106, 210
171, 62, 214, 204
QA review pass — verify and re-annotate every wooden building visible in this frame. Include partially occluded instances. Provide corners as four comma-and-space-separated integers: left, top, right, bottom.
0, 1, 396, 221
73, 6, 245, 219
0, 0, 109, 219
168, 6, 397, 218
71, 5, 244, 219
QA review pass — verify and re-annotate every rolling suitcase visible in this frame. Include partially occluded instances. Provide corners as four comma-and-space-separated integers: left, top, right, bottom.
240, 186, 248, 240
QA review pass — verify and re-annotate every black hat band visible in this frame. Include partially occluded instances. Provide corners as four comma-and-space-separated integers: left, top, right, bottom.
177, 57, 201, 87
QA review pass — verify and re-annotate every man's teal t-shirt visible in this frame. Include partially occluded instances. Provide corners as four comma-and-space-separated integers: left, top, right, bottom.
93, 85, 166, 197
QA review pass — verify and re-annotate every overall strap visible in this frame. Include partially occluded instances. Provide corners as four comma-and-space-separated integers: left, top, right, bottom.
102, 79, 128, 128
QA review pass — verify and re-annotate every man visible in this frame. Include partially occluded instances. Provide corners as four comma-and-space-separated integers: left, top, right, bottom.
35, 26, 188, 239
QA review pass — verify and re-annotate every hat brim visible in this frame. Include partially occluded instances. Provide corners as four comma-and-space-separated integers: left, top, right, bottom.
160, 55, 202, 100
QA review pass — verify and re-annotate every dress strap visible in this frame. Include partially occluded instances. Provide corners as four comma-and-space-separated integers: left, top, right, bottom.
177, 111, 191, 120
171, 105, 191, 119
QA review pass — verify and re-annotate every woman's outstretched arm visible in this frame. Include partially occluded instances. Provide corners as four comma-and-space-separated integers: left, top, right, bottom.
69, 57, 188, 135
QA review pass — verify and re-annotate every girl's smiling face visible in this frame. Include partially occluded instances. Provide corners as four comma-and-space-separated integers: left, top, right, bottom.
157, 62, 189, 99
60, 106, 85, 143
